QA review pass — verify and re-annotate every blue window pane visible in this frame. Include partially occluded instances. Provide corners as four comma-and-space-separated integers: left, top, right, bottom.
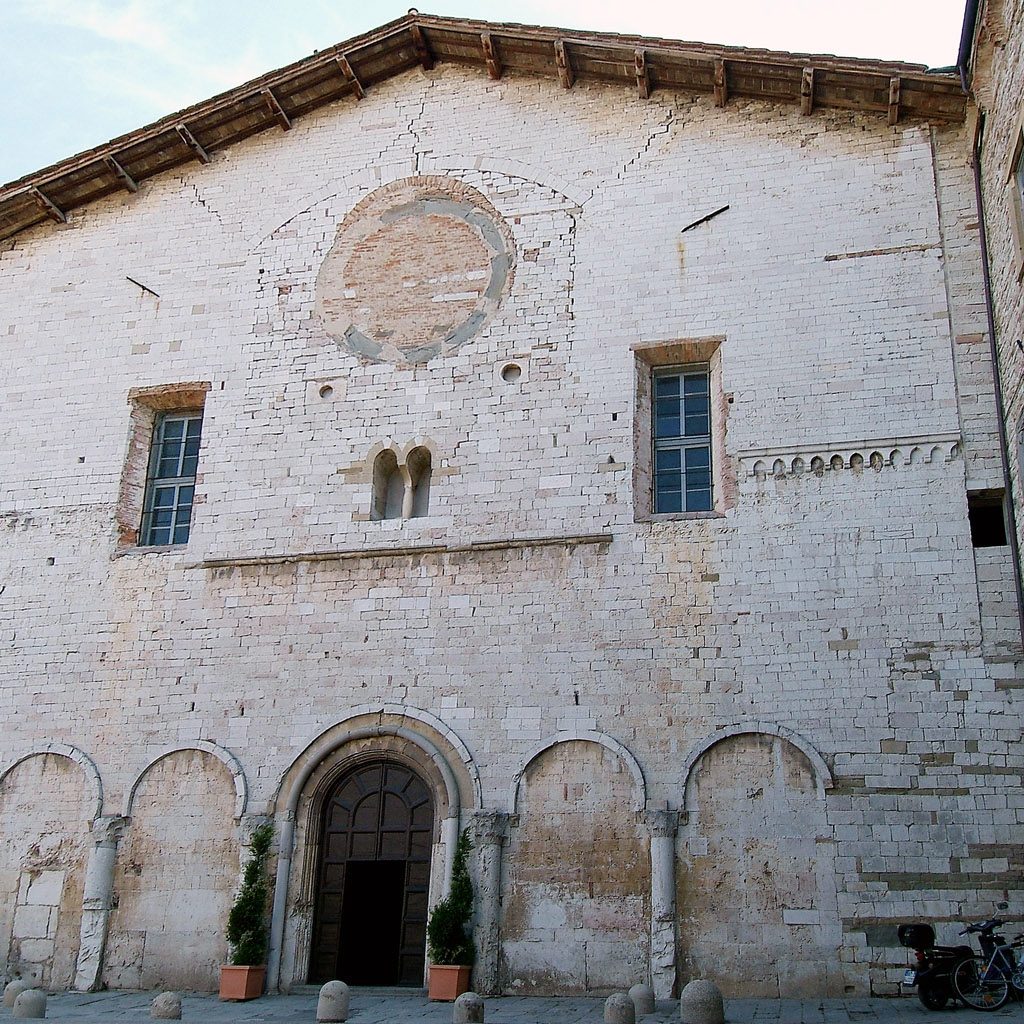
149, 526, 171, 545
685, 447, 710, 470
683, 374, 708, 395
656, 484, 682, 513
172, 523, 191, 544
685, 487, 712, 512
152, 486, 176, 509
181, 455, 199, 477
162, 419, 184, 440
655, 375, 680, 398
656, 449, 681, 473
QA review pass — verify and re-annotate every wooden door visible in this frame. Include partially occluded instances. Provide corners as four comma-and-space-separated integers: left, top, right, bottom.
310, 761, 434, 985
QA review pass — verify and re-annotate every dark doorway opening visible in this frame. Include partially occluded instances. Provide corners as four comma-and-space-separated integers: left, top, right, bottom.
309, 760, 434, 986
337, 860, 406, 984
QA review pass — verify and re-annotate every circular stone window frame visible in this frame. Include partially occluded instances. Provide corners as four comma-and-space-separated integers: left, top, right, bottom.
315, 176, 517, 367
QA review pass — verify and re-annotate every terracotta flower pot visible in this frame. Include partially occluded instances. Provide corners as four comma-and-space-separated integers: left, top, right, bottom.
219, 964, 266, 1001
428, 964, 472, 1001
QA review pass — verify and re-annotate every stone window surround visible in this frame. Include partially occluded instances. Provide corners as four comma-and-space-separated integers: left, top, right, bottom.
115, 382, 211, 550
1007, 114, 1024, 280
632, 336, 735, 521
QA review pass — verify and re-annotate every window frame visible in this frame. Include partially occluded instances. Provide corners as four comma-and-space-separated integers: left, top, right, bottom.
115, 382, 211, 551
651, 364, 714, 514
139, 410, 204, 546
632, 336, 733, 522
1006, 119, 1024, 280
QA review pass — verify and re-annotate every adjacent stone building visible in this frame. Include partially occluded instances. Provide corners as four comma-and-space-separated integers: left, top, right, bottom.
1, 10, 1021, 999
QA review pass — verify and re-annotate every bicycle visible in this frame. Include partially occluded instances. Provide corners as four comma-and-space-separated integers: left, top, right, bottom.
952, 919, 1024, 1010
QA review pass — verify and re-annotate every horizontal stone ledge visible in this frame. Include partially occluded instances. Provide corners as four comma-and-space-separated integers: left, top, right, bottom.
191, 532, 614, 568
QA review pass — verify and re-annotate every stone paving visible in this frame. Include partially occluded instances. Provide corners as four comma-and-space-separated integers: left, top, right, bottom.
11, 990, 1024, 1024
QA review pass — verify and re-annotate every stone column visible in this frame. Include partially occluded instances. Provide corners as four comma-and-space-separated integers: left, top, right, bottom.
647, 809, 680, 999
266, 811, 295, 994
470, 809, 509, 996
73, 815, 127, 991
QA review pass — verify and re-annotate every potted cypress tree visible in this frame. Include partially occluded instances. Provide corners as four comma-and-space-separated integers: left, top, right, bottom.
426, 828, 475, 1000
219, 822, 274, 1001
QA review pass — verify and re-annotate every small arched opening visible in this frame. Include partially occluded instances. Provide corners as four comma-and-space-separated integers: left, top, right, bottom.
406, 447, 432, 518
371, 450, 403, 520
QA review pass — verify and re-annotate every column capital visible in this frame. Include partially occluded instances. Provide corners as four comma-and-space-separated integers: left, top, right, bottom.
645, 808, 681, 837
470, 809, 510, 846
91, 815, 128, 846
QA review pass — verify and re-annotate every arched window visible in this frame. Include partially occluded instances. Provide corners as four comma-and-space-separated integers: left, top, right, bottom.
405, 447, 432, 518
371, 450, 403, 520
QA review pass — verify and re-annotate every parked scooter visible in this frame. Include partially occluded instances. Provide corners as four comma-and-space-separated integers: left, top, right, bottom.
898, 922, 974, 1010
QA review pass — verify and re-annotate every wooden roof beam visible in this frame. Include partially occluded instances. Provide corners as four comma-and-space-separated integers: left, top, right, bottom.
410, 24, 434, 70
888, 76, 901, 126
336, 56, 365, 100
176, 124, 211, 164
713, 57, 728, 107
104, 156, 138, 193
800, 67, 815, 115
555, 39, 574, 89
30, 187, 67, 224
262, 88, 292, 131
635, 48, 650, 99
481, 32, 502, 80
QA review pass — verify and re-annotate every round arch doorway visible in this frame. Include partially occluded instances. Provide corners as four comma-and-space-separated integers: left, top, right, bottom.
309, 760, 434, 986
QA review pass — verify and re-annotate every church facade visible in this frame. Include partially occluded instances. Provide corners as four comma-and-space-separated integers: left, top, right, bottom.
1, 11, 1022, 1000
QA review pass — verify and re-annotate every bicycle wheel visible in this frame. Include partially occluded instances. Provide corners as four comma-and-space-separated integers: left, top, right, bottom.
954, 956, 1010, 1010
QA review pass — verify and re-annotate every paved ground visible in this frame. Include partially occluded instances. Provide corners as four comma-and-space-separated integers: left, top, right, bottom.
11, 989, 1024, 1023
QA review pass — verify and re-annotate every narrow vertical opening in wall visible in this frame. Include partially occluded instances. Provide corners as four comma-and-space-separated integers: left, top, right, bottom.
406, 447, 432, 518
371, 451, 402, 521
968, 490, 1008, 547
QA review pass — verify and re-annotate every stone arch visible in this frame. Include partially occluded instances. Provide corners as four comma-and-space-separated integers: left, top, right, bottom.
103, 748, 240, 992
0, 749, 98, 988
677, 727, 847, 997
405, 446, 432, 519
123, 740, 247, 819
370, 448, 403, 520
510, 730, 647, 814
680, 722, 832, 808
268, 707, 481, 992
0, 744, 103, 822
502, 736, 650, 994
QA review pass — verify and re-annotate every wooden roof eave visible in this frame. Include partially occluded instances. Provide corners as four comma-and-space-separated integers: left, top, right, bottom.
0, 12, 967, 245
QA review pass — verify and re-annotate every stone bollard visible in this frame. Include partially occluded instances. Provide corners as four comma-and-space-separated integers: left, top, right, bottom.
453, 991, 484, 1024
679, 979, 724, 1024
12, 989, 46, 1019
604, 991, 636, 1024
151, 992, 182, 1019
629, 983, 656, 1016
316, 981, 351, 1023
4, 980, 31, 1008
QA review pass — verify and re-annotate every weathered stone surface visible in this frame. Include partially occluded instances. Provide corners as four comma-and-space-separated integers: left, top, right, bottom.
316, 980, 350, 1022
150, 992, 181, 1019
12, 988, 46, 1019
629, 983, 656, 1015
0, 39, 1022, 1006
452, 990, 484, 1023
604, 992, 636, 1024
679, 979, 724, 1024
4, 980, 31, 1008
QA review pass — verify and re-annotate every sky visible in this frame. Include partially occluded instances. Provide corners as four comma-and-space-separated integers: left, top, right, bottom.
2, 0, 968, 186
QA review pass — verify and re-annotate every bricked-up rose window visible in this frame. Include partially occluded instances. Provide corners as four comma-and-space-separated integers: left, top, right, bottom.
116, 383, 210, 549
140, 412, 203, 545
652, 368, 712, 513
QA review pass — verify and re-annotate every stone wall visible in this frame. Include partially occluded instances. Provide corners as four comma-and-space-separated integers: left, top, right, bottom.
0, 754, 94, 988
1, 57, 1021, 997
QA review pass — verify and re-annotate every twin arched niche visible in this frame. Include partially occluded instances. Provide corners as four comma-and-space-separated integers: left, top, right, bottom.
371, 446, 432, 521
677, 729, 846, 997
0, 751, 96, 989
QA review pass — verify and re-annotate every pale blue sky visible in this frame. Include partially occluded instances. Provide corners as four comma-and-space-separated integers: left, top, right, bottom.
2, 0, 968, 185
